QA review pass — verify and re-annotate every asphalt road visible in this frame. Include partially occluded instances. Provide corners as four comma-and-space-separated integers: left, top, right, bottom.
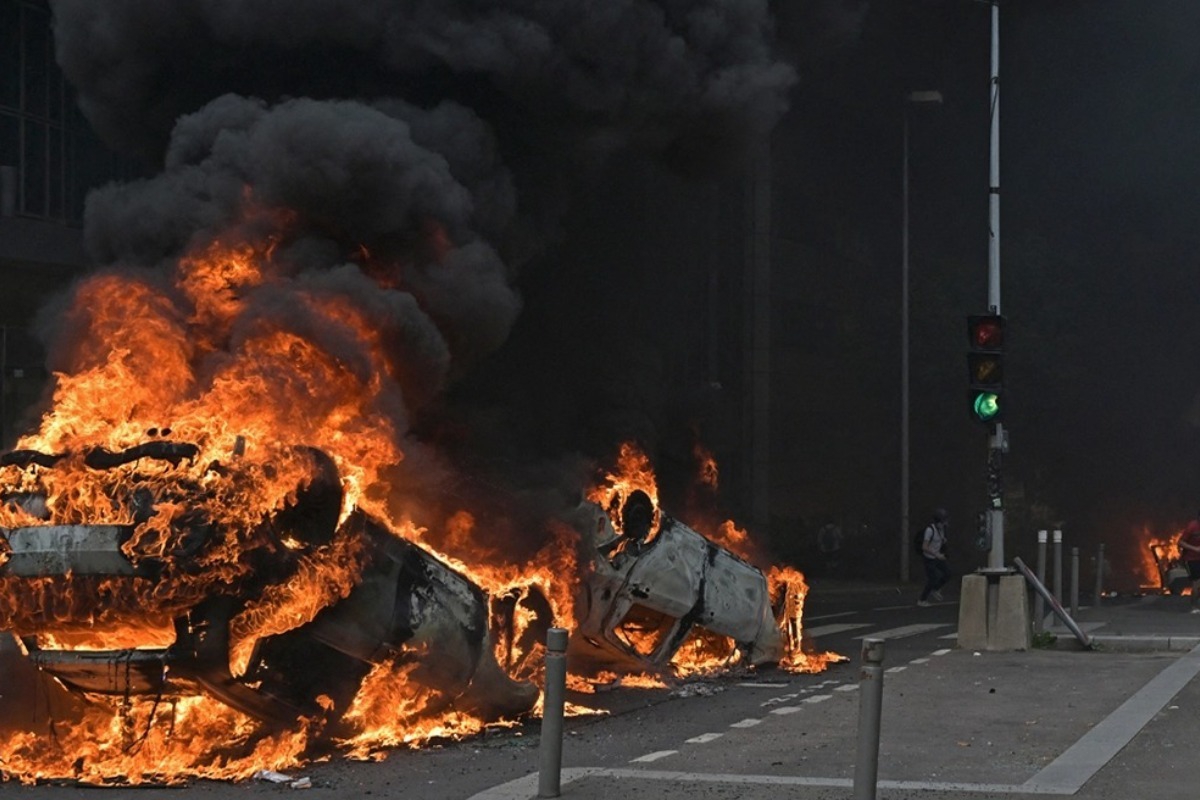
0, 582, 962, 799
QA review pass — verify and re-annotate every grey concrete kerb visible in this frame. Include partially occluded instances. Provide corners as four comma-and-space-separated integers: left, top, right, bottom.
1090, 635, 1200, 652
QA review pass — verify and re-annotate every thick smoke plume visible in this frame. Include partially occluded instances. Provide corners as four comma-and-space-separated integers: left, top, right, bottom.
43, 0, 797, 536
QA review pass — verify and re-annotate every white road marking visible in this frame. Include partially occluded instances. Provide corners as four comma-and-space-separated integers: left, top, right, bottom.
909, 657, 931, 664
684, 733, 724, 744
834, 684, 859, 692
770, 706, 803, 715
804, 611, 857, 621
630, 751, 677, 763
886, 666, 907, 674
737, 682, 789, 688
853, 623, 948, 640
933, 648, 953, 655
803, 694, 832, 704
1024, 641, 1200, 793
729, 718, 762, 728
467, 768, 1055, 799
806, 623, 872, 637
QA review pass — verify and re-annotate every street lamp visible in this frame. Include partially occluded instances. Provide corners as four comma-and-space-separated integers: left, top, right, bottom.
900, 89, 942, 584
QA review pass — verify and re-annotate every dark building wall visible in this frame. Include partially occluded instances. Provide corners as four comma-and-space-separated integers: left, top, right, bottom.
0, 0, 141, 445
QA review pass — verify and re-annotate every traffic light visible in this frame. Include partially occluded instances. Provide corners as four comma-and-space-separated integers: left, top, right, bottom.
967, 314, 1005, 426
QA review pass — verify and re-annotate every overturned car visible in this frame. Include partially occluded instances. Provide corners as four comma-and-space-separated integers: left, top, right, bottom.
0, 439, 538, 744
571, 489, 790, 675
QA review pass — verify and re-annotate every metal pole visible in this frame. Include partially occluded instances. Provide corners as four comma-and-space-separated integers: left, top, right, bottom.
538, 627, 569, 798
1052, 530, 1063, 600
853, 638, 886, 800
900, 106, 911, 585
1070, 546, 1080, 617
1034, 530, 1047, 633
1094, 543, 1105, 605
984, 0, 1006, 573
1014, 557, 1092, 648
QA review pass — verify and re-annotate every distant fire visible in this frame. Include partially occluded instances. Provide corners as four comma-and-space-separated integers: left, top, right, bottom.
1135, 523, 1188, 595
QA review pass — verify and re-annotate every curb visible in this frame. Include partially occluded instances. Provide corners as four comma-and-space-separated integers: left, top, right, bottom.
1089, 634, 1200, 652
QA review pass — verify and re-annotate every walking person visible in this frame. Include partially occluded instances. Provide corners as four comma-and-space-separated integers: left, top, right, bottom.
918, 508, 951, 607
1178, 511, 1200, 613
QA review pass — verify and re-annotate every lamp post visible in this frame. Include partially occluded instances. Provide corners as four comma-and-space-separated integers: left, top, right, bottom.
900, 89, 943, 584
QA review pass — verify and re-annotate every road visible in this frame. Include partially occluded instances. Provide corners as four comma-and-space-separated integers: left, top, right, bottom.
0, 583, 959, 799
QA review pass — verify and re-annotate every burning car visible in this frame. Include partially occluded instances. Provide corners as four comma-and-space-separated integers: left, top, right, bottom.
571, 489, 787, 675
1149, 540, 1190, 595
0, 438, 538, 763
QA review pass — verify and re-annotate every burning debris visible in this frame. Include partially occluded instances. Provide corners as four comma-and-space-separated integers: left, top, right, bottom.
573, 495, 787, 673
0, 436, 832, 784
572, 442, 837, 678
1137, 526, 1190, 595
0, 0, 813, 785
0, 438, 542, 782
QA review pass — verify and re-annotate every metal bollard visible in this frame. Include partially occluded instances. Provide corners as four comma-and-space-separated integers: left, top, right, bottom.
1034, 530, 1048, 633
1094, 543, 1105, 606
853, 638, 885, 800
1070, 547, 1080, 617
538, 628, 569, 798
1053, 530, 1063, 601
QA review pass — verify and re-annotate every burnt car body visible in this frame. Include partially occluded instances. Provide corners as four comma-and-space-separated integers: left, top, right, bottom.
0, 441, 537, 735
571, 491, 785, 674
1149, 541, 1190, 595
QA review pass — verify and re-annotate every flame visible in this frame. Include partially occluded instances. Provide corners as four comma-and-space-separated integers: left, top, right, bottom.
585, 441, 661, 542
693, 441, 719, 491
0, 224, 836, 783
0, 229, 558, 783
582, 441, 843, 681
1135, 523, 1187, 594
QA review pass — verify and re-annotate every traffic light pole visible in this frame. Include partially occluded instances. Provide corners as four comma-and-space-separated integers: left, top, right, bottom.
958, 0, 1028, 652
984, 0, 1006, 574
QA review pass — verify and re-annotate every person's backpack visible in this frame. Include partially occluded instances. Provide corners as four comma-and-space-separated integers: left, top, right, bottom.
913, 526, 928, 555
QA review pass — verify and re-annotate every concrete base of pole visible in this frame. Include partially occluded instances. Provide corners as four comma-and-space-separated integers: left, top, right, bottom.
957, 573, 1031, 651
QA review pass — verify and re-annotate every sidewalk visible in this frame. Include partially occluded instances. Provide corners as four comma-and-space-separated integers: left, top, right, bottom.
472, 590, 1200, 800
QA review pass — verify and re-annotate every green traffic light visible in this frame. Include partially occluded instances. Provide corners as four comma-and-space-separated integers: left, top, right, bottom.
973, 392, 1000, 421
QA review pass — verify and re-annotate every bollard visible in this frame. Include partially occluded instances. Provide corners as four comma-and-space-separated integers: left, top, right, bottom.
853, 638, 885, 800
1053, 530, 1063, 602
1034, 530, 1048, 634
1094, 543, 1105, 606
1070, 546, 1080, 617
1014, 558, 1092, 648
538, 628, 569, 798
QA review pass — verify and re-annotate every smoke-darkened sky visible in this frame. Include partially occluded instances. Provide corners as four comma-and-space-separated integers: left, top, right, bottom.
38, 0, 1200, 578
804, 0, 1200, 575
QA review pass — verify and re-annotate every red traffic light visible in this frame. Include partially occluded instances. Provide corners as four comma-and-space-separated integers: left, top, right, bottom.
967, 314, 1004, 350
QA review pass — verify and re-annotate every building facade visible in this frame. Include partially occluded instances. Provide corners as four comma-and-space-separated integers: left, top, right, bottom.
0, 0, 141, 445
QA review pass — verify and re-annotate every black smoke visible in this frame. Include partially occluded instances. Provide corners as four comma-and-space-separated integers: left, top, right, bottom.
46, 0, 798, 545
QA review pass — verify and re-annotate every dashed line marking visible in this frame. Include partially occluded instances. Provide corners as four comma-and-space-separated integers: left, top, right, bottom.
730, 718, 763, 728
933, 648, 952, 655
804, 694, 832, 704
630, 751, 676, 763
806, 623, 872, 637
770, 706, 802, 715
738, 682, 789, 688
804, 611, 857, 621
760, 692, 801, 707
685, 733, 724, 744
910, 657, 931, 664
886, 666, 907, 674
853, 624, 949, 641
835, 684, 859, 692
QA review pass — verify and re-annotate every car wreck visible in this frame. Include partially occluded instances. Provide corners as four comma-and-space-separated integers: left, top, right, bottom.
0, 439, 538, 739
571, 489, 787, 675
